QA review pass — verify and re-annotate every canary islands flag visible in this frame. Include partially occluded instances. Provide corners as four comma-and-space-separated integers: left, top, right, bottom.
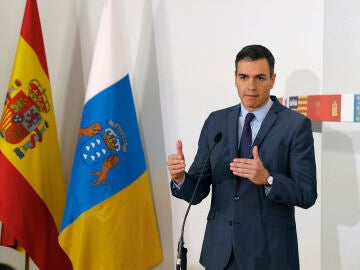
0, 0, 72, 269
59, 0, 162, 269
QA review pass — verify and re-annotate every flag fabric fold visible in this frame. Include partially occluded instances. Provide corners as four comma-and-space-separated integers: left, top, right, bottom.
0, 0, 72, 269
59, 0, 162, 269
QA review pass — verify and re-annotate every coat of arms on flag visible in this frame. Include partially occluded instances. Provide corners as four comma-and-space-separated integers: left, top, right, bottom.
79, 119, 128, 186
0, 79, 51, 159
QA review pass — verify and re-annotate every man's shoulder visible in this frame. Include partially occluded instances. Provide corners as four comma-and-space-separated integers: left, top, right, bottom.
271, 97, 310, 122
277, 104, 310, 121
209, 104, 240, 117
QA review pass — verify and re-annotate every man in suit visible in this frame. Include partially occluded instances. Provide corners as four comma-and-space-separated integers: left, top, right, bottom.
167, 44, 317, 270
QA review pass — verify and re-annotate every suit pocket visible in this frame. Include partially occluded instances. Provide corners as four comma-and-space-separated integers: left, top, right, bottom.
263, 214, 295, 228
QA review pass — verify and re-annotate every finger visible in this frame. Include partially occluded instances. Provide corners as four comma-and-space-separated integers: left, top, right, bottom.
176, 140, 184, 158
252, 146, 259, 160
237, 158, 254, 165
168, 161, 186, 170
167, 155, 185, 168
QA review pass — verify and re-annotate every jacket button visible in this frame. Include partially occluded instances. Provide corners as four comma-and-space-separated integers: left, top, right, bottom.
233, 196, 240, 201
229, 221, 233, 226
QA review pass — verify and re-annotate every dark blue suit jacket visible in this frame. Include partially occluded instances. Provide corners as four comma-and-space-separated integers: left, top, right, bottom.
171, 96, 317, 270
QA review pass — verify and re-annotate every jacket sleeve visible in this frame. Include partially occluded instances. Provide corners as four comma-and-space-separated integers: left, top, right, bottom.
170, 117, 213, 205
266, 117, 317, 209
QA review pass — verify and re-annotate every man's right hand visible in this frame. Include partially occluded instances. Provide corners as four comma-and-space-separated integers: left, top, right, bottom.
167, 140, 186, 184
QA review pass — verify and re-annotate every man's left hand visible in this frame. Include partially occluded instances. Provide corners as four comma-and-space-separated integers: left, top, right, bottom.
230, 146, 269, 185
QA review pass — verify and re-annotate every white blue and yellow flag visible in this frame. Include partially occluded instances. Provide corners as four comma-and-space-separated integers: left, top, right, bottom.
59, 0, 162, 269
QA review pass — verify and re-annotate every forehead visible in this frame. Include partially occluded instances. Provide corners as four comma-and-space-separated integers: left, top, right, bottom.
236, 58, 270, 75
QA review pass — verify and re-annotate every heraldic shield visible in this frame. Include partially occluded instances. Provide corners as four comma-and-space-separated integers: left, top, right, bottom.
80, 126, 123, 167
0, 79, 50, 148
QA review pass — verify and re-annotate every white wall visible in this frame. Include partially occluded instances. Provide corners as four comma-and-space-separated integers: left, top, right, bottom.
322, 1, 360, 270
0, 0, 359, 270
156, 0, 323, 269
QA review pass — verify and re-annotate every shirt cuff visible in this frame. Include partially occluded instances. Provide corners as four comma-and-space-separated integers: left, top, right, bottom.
172, 175, 185, 189
264, 185, 272, 196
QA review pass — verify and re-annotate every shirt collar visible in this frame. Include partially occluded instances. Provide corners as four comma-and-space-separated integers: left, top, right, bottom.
240, 98, 273, 122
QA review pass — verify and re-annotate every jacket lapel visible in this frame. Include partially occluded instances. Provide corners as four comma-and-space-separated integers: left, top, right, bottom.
252, 97, 285, 154
227, 105, 241, 159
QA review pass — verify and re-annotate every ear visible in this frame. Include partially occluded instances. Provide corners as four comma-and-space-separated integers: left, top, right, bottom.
270, 73, 276, 88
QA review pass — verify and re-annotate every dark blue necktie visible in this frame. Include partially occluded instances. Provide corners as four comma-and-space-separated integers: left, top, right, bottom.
238, 112, 255, 158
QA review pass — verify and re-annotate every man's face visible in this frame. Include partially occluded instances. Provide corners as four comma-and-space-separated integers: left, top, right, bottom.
234, 58, 276, 112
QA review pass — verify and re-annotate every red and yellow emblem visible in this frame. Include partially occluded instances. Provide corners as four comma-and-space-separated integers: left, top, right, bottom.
0, 78, 50, 158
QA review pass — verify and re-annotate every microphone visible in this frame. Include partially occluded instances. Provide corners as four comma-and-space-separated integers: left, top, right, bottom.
176, 132, 222, 270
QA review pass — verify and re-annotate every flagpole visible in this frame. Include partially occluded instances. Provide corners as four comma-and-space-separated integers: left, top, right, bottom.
25, 252, 29, 270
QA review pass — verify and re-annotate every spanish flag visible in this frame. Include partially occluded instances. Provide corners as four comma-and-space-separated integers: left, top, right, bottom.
0, 0, 72, 269
59, 0, 162, 269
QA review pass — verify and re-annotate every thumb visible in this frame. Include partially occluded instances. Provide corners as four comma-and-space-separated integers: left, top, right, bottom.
252, 146, 259, 160
176, 140, 184, 158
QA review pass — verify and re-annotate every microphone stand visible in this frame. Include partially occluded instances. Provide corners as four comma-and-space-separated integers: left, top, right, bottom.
176, 235, 187, 270
175, 132, 222, 270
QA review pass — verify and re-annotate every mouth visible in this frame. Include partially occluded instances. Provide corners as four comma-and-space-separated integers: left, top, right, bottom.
244, 94, 258, 99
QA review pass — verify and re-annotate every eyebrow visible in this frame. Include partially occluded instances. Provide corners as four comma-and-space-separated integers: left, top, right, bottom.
237, 73, 268, 77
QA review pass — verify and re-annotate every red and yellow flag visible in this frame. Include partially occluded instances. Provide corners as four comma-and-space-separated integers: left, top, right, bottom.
0, 0, 72, 269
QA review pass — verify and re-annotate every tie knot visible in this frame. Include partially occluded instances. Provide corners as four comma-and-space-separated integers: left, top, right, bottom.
244, 113, 255, 126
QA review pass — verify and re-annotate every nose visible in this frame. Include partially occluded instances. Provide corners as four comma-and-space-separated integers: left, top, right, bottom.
247, 78, 256, 90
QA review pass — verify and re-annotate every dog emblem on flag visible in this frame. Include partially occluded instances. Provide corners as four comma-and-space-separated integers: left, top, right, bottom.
78, 119, 127, 185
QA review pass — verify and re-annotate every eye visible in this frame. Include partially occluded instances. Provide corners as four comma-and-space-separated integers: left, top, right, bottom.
238, 74, 247, 80
257, 76, 266, 81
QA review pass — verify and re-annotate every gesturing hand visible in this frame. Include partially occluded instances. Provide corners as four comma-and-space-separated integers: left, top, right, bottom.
229, 146, 269, 185
167, 140, 186, 183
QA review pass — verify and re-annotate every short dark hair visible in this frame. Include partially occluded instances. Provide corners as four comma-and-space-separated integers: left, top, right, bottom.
235, 44, 275, 76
